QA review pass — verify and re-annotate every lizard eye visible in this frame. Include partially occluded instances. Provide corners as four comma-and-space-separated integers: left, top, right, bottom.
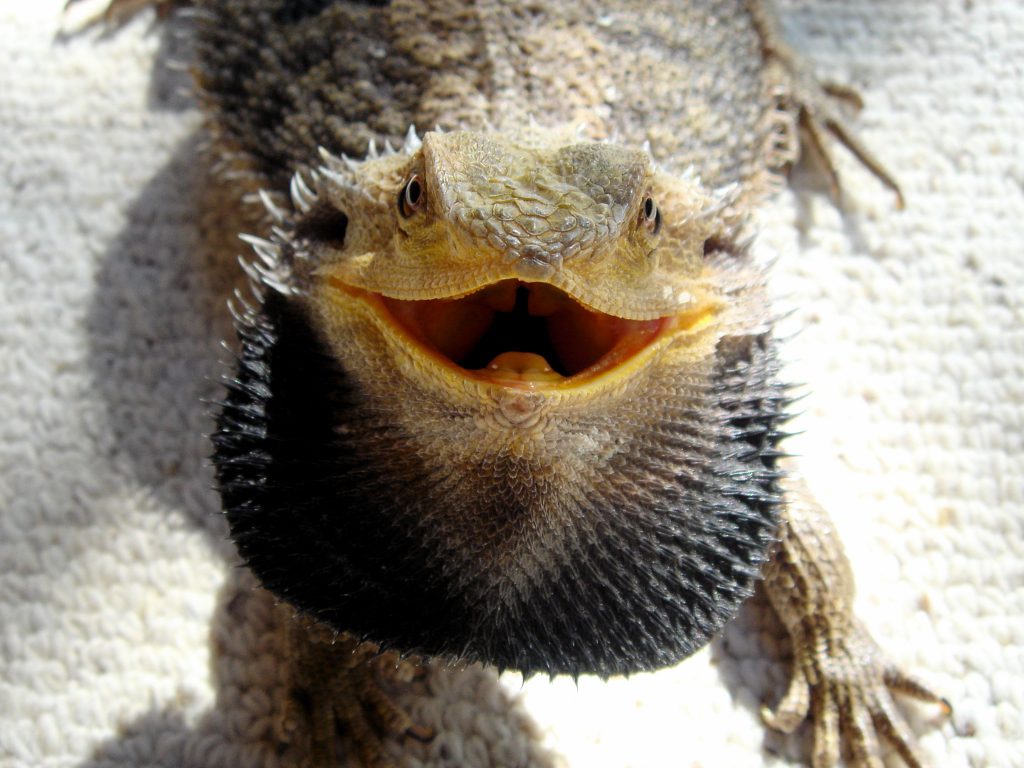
640, 195, 661, 235
399, 174, 425, 217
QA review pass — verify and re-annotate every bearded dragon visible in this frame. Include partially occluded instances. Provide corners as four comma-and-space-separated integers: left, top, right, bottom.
80, 0, 949, 765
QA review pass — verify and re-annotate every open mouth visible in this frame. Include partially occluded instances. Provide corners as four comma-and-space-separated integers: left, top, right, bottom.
377, 280, 667, 387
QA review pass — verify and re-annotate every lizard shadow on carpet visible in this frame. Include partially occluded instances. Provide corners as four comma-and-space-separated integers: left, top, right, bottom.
84, 127, 241, 550
77, 7, 237, 548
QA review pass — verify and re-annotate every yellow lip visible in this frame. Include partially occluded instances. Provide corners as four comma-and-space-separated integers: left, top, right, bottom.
326, 277, 717, 392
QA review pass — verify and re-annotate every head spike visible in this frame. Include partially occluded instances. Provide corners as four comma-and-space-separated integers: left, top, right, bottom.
680, 165, 701, 185
317, 146, 348, 174
237, 254, 262, 287
403, 124, 421, 153
696, 181, 741, 221
342, 154, 361, 173
257, 189, 287, 224
230, 286, 257, 316
319, 168, 377, 202
289, 172, 318, 214
239, 233, 282, 268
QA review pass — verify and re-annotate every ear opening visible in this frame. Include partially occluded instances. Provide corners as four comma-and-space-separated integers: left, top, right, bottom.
295, 201, 349, 248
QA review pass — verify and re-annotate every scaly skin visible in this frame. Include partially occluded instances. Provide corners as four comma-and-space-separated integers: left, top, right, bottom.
761, 471, 950, 768
82, 0, 948, 765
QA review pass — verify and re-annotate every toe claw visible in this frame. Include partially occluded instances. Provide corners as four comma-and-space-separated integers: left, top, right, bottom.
406, 722, 435, 743
810, 685, 841, 768
822, 81, 865, 111
761, 661, 810, 733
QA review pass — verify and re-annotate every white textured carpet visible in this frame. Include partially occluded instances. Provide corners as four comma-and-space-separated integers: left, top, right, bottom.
2, 1, 1021, 766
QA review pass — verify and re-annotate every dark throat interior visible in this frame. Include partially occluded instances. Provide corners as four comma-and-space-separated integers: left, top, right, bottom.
459, 284, 567, 374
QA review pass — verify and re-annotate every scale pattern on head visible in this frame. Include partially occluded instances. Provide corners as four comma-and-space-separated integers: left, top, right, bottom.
426, 133, 649, 278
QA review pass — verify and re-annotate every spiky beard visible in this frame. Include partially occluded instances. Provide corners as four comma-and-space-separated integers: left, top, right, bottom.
213, 292, 787, 677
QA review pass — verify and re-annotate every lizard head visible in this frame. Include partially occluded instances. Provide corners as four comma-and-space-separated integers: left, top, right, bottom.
216, 127, 784, 677
300, 128, 726, 394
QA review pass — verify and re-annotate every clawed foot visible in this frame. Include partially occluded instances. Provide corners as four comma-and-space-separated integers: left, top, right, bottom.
750, 1, 904, 209
762, 620, 950, 768
284, 619, 434, 768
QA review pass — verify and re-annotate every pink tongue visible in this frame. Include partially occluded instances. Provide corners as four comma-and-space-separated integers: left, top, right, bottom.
484, 352, 564, 382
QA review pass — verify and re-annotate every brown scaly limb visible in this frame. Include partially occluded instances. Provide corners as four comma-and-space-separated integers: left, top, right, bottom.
762, 473, 951, 767
284, 619, 433, 768
749, 0, 906, 209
